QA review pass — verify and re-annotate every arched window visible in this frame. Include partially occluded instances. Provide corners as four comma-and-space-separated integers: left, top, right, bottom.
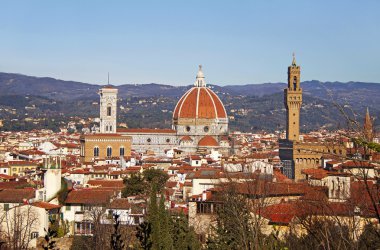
93, 147, 99, 157
107, 146, 112, 157
120, 147, 125, 156
293, 76, 297, 90
107, 106, 112, 116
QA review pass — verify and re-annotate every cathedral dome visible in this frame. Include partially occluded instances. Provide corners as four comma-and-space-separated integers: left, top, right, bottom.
173, 66, 227, 120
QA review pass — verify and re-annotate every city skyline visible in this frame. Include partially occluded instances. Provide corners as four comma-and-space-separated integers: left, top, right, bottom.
0, 1, 379, 85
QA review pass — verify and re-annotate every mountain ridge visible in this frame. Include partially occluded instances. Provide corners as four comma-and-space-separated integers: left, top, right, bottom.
0, 72, 379, 132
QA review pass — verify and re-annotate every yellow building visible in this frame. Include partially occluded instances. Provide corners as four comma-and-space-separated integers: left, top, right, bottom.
80, 134, 131, 163
4, 161, 38, 176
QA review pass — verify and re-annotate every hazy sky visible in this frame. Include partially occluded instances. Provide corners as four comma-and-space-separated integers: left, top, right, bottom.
0, 0, 379, 86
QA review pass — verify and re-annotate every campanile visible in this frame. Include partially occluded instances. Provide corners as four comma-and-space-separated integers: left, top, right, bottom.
284, 54, 302, 141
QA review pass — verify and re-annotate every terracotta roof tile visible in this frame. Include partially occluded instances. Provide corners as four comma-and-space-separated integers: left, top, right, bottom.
0, 189, 35, 203
65, 189, 115, 205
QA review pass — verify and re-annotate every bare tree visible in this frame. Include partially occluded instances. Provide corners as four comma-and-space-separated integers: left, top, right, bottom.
0, 205, 40, 249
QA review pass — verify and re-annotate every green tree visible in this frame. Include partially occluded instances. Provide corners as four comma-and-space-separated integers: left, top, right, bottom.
122, 169, 169, 198
148, 187, 161, 250
122, 173, 145, 198
143, 169, 169, 193
158, 195, 173, 249
171, 212, 201, 250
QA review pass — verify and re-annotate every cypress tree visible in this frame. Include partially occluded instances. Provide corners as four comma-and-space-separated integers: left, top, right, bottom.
158, 194, 173, 249
148, 186, 160, 249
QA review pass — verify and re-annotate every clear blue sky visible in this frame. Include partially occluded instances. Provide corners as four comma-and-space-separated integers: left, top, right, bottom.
0, 0, 379, 86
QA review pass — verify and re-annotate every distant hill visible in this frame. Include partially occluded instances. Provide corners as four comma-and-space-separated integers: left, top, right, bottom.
0, 72, 379, 132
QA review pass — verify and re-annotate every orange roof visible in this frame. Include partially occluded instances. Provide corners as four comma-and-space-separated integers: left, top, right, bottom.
301, 168, 329, 180
87, 180, 124, 189
173, 87, 227, 120
65, 189, 115, 205
198, 136, 218, 147
109, 198, 131, 209
180, 136, 193, 141
32, 201, 61, 210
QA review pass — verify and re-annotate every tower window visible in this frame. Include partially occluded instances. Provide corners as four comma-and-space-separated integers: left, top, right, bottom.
107, 106, 112, 116
293, 76, 297, 90
94, 147, 99, 157
107, 147, 112, 157
110, 126, 112, 131
120, 147, 125, 156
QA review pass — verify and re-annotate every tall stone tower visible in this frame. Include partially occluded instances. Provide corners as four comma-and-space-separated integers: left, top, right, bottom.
99, 85, 118, 133
284, 54, 302, 141
364, 107, 373, 142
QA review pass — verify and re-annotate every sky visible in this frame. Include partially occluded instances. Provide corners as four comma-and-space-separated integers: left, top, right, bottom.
0, 0, 379, 86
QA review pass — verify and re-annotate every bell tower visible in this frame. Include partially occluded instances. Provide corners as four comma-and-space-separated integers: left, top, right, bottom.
99, 85, 118, 133
284, 53, 302, 141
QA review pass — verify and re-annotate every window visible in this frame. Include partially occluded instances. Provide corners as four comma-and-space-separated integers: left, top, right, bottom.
31, 232, 39, 239
196, 202, 212, 214
166, 138, 170, 143
134, 216, 140, 225
107, 147, 112, 157
204, 126, 209, 132
120, 147, 125, 156
4, 204, 9, 211
186, 126, 191, 132
66, 205, 71, 211
110, 125, 112, 131
293, 76, 297, 90
147, 138, 151, 143
107, 106, 112, 116
93, 147, 99, 157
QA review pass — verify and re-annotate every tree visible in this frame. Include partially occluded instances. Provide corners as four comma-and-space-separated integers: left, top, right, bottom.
110, 213, 125, 250
171, 212, 200, 250
122, 169, 169, 198
158, 194, 172, 249
122, 173, 145, 198
1, 205, 40, 249
143, 169, 169, 193
206, 176, 274, 250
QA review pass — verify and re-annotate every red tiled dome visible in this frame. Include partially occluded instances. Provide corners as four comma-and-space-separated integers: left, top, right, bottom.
173, 87, 227, 120
198, 136, 218, 147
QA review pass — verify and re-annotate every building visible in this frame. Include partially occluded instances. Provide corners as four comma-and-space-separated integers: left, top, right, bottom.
279, 55, 346, 180
364, 108, 374, 142
81, 84, 132, 163
80, 134, 131, 162
99, 86, 118, 134
118, 66, 230, 156
81, 66, 230, 162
